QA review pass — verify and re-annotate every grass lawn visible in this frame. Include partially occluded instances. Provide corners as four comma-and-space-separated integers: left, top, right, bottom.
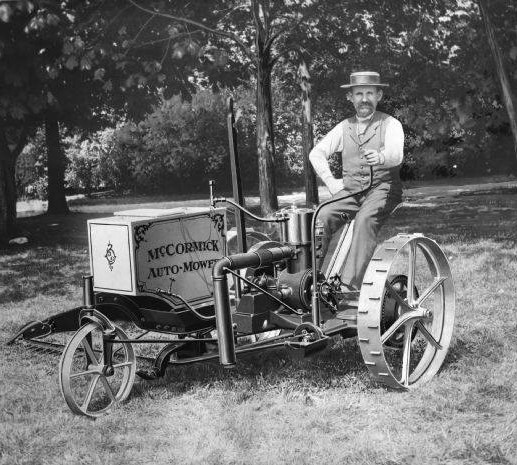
1, 178, 517, 465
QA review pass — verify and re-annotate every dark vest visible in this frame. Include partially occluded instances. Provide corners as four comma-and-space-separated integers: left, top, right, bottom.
341, 111, 401, 192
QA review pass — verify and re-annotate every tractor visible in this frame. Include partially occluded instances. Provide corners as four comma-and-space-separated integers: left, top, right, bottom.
8, 101, 454, 418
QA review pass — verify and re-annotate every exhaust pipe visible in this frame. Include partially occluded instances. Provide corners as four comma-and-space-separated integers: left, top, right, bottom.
212, 246, 295, 367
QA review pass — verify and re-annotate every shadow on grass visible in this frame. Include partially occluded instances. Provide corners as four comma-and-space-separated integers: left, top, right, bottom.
0, 246, 88, 303
131, 337, 372, 401
9, 212, 106, 248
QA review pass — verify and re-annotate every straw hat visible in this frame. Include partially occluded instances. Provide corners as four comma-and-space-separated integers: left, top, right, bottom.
340, 71, 389, 89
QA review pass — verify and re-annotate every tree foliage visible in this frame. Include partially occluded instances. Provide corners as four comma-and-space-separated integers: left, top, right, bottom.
2, 0, 517, 241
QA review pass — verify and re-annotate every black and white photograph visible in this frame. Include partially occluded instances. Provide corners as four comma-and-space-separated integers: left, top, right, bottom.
1, 0, 516, 463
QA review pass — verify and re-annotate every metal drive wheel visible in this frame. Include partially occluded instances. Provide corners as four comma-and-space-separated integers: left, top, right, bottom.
59, 322, 136, 417
357, 234, 455, 389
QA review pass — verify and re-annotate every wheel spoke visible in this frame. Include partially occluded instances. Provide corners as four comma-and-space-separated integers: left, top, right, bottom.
401, 323, 414, 386
407, 241, 417, 305
99, 375, 117, 402
381, 312, 416, 344
70, 369, 100, 379
415, 277, 446, 307
81, 374, 100, 410
416, 321, 443, 350
112, 347, 125, 358
82, 338, 99, 365
112, 361, 133, 369
385, 281, 413, 312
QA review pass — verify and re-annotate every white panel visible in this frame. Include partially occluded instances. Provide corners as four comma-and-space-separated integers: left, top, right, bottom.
89, 223, 134, 293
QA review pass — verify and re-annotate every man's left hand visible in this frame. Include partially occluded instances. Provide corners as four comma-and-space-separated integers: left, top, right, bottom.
364, 149, 384, 166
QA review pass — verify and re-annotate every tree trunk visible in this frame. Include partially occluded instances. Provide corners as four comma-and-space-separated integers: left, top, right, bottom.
256, 60, 278, 215
0, 148, 16, 243
254, 0, 278, 216
0, 125, 26, 243
45, 114, 69, 214
478, 0, 517, 162
299, 62, 319, 207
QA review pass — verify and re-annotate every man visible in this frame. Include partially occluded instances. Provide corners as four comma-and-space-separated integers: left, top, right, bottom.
309, 71, 404, 291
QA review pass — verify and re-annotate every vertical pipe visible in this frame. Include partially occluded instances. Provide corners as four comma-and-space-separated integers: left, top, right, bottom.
82, 275, 94, 308
212, 247, 294, 368
213, 270, 237, 367
227, 97, 247, 301
227, 97, 247, 253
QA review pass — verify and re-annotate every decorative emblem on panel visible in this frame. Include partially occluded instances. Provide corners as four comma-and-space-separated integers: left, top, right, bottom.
210, 213, 225, 236
105, 241, 116, 271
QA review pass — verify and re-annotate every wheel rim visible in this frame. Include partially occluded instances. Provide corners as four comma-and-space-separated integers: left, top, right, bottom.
357, 234, 455, 389
59, 323, 136, 417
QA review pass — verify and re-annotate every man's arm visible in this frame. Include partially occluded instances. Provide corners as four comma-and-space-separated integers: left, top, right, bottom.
309, 122, 344, 195
364, 117, 404, 167
381, 117, 404, 167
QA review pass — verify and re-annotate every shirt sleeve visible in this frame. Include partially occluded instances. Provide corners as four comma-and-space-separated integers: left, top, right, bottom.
382, 117, 404, 168
309, 122, 344, 186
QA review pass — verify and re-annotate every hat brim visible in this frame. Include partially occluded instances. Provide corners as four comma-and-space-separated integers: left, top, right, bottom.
340, 83, 389, 89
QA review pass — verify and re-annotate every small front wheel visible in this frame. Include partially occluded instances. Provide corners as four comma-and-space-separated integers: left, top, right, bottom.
59, 322, 136, 417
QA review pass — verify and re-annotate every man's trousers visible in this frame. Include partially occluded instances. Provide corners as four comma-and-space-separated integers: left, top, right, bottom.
318, 182, 402, 289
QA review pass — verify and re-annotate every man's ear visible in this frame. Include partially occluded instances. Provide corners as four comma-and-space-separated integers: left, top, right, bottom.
377, 89, 383, 101
346, 91, 352, 102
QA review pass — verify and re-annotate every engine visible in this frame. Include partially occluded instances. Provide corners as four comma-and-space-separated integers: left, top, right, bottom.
274, 205, 326, 311
211, 204, 333, 367
238, 205, 327, 312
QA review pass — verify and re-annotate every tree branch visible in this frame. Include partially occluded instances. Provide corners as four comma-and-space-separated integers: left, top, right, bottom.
127, 0, 254, 62
129, 31, 202, 50
252, 0, 270, 65
265, 3, 312, 54
251, 0, 264, 43
131, 12, 157, 48
161, 38, 172, 66
268, 14, 304, 48
260, 0, 271, 42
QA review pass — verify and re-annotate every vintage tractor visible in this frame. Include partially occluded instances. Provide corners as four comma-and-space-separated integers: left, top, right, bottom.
8, 102, 455, 418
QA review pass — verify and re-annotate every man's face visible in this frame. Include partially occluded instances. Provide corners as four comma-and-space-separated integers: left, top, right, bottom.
347, 85, 383, 118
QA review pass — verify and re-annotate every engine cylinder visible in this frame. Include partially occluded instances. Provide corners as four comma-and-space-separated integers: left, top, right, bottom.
280, 206, 315, 273
284, 206, 314, 245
